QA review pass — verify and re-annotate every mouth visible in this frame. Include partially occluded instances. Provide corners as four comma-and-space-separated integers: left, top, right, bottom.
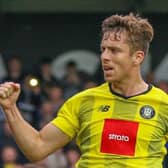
102, 65, 115, 78
103, 66, 113, 71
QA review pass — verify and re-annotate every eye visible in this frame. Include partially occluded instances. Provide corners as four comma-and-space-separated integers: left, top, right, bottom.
111, 48, 116, 53
110, 47, 121, 54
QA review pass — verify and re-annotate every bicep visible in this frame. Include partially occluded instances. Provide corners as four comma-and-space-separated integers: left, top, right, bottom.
39, 123, 71, 156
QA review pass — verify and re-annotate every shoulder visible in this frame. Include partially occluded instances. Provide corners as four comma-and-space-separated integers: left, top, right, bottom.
151, 85, 168, 96
67, 82, 109, 102
151, 85, 168, 103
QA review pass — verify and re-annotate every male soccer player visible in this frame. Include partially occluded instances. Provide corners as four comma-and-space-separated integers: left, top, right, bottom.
0, 13, 168, 168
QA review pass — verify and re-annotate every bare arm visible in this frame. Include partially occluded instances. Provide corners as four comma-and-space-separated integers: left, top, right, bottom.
0, 82, 71, 161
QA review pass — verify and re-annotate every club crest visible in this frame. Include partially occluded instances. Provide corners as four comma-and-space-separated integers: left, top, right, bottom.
140, 105, 155, 119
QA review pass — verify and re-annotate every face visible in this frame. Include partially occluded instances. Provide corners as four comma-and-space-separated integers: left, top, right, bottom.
8, 58, 22, 73
101, 31, 136, 83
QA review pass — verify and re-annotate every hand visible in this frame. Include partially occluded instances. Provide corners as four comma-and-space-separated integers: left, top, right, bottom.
0, 82, 21, 110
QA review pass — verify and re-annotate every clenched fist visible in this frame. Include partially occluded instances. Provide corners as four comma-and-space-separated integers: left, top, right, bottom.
0, 82, 21, 110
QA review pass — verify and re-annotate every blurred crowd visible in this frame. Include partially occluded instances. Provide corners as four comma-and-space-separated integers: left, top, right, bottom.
0, 55, 167, 168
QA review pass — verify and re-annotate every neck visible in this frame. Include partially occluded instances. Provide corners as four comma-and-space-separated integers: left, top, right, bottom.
110, 77, 148, 97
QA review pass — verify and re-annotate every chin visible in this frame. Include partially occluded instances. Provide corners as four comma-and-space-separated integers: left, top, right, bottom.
104, 75, 120, 82
104, 77, 115, 83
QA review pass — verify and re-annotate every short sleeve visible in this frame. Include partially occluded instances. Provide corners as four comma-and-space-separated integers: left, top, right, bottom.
51, 98, 79, 139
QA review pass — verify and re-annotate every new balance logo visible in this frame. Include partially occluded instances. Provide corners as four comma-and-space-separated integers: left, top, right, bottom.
99, 105, 110, 112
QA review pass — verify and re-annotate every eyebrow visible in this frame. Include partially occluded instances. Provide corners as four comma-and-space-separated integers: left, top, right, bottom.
100, 44, 123, 52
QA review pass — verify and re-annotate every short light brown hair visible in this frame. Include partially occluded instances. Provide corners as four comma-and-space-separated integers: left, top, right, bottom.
102, 13, 154, 56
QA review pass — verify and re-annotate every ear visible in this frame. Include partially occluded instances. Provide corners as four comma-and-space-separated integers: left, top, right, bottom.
132, 51, 144, 65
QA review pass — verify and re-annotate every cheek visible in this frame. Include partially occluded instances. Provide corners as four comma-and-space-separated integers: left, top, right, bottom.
116, 59, 132, 72
123, 63, 134, 74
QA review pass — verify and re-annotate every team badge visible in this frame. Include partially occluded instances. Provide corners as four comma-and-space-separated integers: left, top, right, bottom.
140, 105, 155, 119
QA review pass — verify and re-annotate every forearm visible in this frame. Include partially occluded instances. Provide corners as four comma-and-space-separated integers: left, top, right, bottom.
4, 104, 45, 161
0, 82, 71, 162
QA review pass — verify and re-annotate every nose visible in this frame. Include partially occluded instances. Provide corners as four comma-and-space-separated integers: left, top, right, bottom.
101, 48, 111, 61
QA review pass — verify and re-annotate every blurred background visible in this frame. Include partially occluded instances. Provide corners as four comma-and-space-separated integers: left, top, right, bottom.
0, 0, 168, 168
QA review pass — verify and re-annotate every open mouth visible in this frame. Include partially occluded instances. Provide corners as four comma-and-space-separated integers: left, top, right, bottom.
104, 67, 113, 71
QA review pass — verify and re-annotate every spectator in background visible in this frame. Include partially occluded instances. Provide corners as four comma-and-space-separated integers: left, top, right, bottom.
0, 121, 18, 151
64, 145, 80, 168
3, 56, 25, 84
1, 145, 22, 168
47, 84, 64, 115
0, 121, 28, 164
63, 61, 82, 99
82, 79, 97, 90
39, 100, 55, 128
37, 57, 60, 97
45, 149, 67, 168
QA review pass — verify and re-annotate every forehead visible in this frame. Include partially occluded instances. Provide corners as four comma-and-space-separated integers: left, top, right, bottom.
101, 31, 128, 45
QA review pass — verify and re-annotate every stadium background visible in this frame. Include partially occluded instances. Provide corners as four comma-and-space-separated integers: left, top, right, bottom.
0, 0, 168, 80
0, 1, 168, 168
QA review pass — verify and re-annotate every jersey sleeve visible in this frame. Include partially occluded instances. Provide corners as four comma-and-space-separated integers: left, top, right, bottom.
51, 97, 80, 139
